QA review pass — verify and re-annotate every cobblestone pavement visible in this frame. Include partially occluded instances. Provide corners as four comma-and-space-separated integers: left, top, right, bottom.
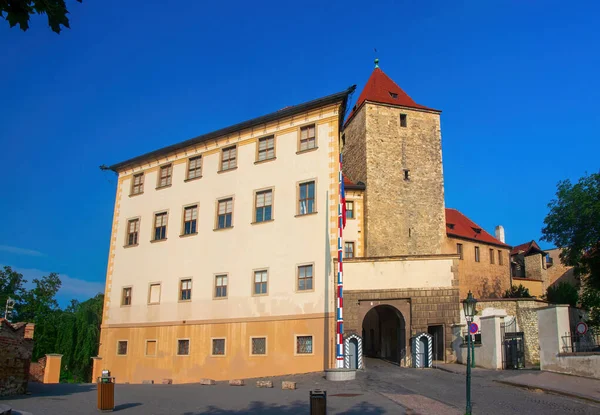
2, 360, 600, 414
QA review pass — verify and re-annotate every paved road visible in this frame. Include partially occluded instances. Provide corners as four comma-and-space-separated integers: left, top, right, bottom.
2, 360, 600, 414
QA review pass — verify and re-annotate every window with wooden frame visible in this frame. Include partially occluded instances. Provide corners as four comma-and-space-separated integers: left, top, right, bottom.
251, 337, 266, 355
157, 164, 172, 188
126, 218, 140, 246
180, 278, 192, 301
400, 114, 408, 127
216, 198, 233, 229
177, 339, 190, 356
145, 340, 157, 356
298, 181, 316, 215
130, 173, 144, 195
299, 124, 316, 152
253, 270, 268, 295
212, 338, 225, 356
498, 250, 504, 265
187, 156, 202, 180
117, 340, 128, 355
148, 283, 161, 304
457, 243, 463, 260
296, 335, 313, 354
214, 274, 228, 298
182, 205, 198, 235
121, 287, 132, 306
344, 242, 355, 259
257, 135, 275, 161
490, 249, 495, 264
254, 190, 273, 223
346, 201, 354, 219
474, 246, 480, 262
297, 264, 313, 291
220, 145, 237, 171
153, 212, 168, 240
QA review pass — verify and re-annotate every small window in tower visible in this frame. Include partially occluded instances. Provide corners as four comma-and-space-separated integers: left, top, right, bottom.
404, 169, 410, 181
389, 92, 398, 99
400, 114, 407, 127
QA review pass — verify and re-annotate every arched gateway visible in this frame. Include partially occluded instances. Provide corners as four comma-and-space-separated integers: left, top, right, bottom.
361, 304, 408, 365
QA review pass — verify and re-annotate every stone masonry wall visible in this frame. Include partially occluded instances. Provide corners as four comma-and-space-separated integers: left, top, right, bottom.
342, 105, 367, 187
344, 287, 460, 362
29, 356, 46, 383
363, 104, 446, 257
524, 254, 549, 290
0, 320, 35, 396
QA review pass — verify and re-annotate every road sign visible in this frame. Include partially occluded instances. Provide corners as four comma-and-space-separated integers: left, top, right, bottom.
469, 322, 479, 334
576, 321, 588, 335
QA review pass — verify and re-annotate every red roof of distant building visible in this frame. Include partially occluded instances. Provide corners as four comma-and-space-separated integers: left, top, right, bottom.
343, 173, 365, 190
346, 67, 439, 123
510, 240, 545, 256
445, 208, 509, 248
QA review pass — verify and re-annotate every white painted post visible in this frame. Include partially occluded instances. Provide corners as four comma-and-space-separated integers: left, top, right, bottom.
537, 305, 570, 371
479, 315, 504, 369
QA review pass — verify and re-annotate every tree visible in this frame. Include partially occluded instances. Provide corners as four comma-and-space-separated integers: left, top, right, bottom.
541, 172, 600, 290
503, 284, 532, 299
1, 0, 82, 34
0, 266, 27, 319
546, 282, 579, 307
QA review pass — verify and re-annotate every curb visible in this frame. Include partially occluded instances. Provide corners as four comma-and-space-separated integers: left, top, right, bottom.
434, 366, 462, 375
494, 380, 600, 404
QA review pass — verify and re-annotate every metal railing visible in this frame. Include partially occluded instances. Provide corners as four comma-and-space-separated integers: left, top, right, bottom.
561, 331, 600, 353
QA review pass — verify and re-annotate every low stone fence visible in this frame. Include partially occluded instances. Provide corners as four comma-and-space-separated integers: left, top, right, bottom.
0, 319, 35, 396
29, 356, 46, 383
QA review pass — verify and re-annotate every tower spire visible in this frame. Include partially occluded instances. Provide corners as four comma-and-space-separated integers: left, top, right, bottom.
374, 58, 379, 69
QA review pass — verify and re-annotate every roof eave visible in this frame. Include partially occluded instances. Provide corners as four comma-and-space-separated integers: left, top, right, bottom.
446, 232, 511, 249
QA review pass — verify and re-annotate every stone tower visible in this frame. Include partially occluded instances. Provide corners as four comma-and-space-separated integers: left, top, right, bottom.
342, 62, 446, 256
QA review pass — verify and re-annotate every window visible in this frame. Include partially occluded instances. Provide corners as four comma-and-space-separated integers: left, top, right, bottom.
183, 205, 198, 235
217, 198, 233, 229
404, 169, 410, 180
212, 338, 225, 356
148, 283, 161, 304
297, 264, 313, 291
153, 212, 168, 240
257, 136, 275, 161
177, 339, 190, 356
346, 201, 354, 219
298, 181, 316, 215
215, 274, 228, 298
157, 164, 172, 188
389, 92, 398, 99
131, 173, 144, 195
126, 218, 140, 246
180, 279, 192, 301
344, 242, 355, 258
221, 146, 237, 171
254, 190, 273, 222
187, 156, 202, 180
146, 340, 157, 356
296, 335, 313, 354
474, 246, 480, 262
254, 270, 268, 295
299, 124, 316, 151
121, 287, 132, 306
400, 114, 407, 127
457, 243, 463, 260
117, 341, 128, 355
498, 250, 504, 265
251, 337, 266, 355
490, 249, 495, 264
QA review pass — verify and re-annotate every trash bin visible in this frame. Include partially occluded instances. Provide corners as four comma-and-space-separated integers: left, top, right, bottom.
310, 389, 327, 415
97, 370, 115, 411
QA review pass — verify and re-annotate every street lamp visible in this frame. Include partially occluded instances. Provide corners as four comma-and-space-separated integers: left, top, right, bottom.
462, 291, 477, 415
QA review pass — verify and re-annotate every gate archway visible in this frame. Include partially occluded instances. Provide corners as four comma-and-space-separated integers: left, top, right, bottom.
361, 305, 407, 365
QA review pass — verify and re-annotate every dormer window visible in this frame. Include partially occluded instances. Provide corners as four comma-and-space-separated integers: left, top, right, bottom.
389, 92, 398, 99
472, 227, 482, 234
447, 223, 455, 230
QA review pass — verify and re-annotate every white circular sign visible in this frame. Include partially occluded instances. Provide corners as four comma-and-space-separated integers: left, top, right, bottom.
576, 322, 588, 335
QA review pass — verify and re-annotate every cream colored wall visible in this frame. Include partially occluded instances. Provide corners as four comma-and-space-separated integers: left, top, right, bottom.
513, 277, 544, 297
344, 190, 364, 257
343, 256, 456, 291
105, 108, 341, 327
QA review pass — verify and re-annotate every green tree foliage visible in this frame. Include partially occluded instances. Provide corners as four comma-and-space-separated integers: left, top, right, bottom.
0, 266, 26, 319
546, 282, 579, 307
580, 284, 600, 330
1, 0, 82, 34
503, 284, 532, 299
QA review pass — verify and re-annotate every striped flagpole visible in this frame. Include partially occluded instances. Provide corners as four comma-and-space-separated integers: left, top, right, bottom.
336, 153, 344, 368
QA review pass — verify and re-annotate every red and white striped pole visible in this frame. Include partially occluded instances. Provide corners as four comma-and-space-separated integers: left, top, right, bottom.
336, 153, 345, 368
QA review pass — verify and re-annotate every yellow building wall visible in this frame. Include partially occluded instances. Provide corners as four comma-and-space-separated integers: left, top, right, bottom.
512, 277, 543, 297
443, 237, 511, 299
343, 189, 364, 257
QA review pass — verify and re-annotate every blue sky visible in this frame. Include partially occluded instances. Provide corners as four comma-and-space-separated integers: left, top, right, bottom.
1, 1, 599, 306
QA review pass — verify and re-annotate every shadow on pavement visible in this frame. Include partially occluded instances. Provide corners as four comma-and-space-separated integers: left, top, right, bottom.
114, 402, 143, 411
0, 383, 97, 400
182, 400, 388, 414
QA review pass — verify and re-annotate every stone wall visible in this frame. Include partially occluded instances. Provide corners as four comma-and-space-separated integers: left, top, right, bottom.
344, 287, 460, 362
29, 356, 46, 383
0, 319, 35, 397
524, 254, 549, 290
343, 103, 446, 257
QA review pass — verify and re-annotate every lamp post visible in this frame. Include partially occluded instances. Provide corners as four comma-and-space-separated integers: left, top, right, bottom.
462, 291, 477, 415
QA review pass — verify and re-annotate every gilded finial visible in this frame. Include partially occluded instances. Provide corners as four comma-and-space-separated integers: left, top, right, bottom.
374, 58, 379, 68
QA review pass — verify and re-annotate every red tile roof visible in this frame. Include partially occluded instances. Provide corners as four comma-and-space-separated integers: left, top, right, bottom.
510, 240, 544, 256
346, 67, 439, 123
343, 173, 365, 190
445, 208, 509, 247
